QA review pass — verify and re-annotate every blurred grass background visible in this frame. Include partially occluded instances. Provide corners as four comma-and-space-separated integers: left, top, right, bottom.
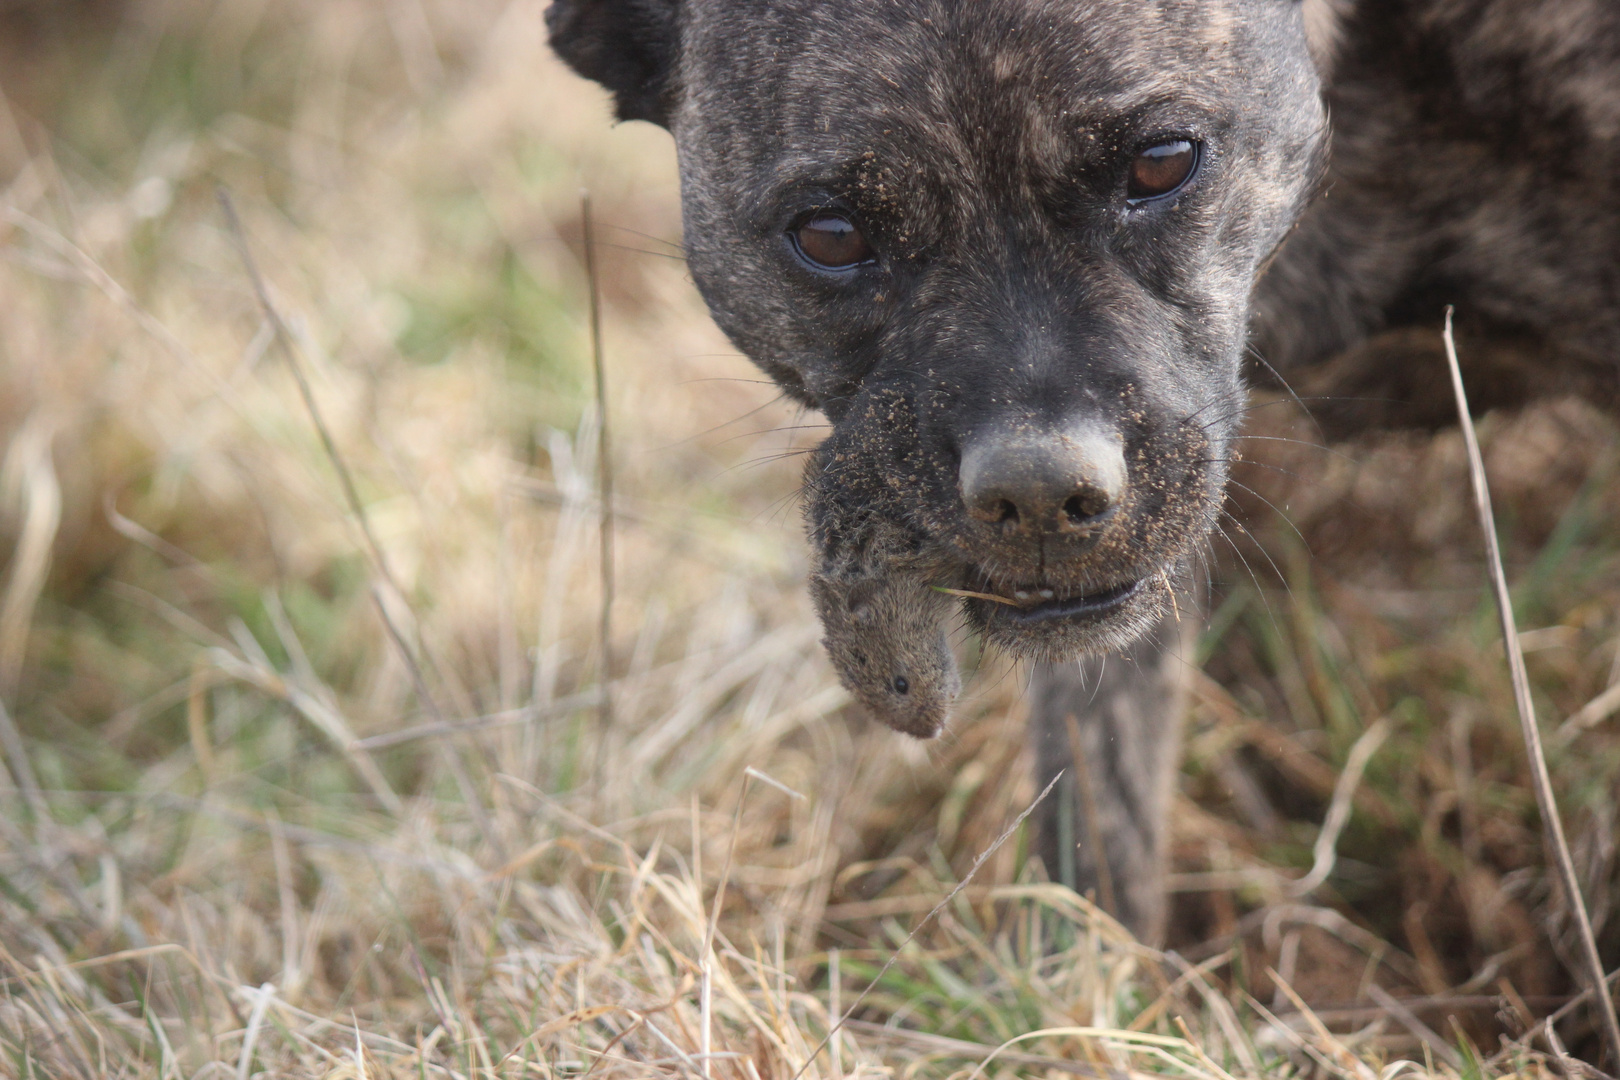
0, 1, 1616, 1075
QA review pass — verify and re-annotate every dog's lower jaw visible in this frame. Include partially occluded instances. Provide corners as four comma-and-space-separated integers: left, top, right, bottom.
966, 569, 1178, 663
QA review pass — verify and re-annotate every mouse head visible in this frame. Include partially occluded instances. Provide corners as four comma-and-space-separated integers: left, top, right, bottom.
810, 571, 961, 738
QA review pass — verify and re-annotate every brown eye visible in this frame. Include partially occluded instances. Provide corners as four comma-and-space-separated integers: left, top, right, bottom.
1127, 140, 1198, 202
793, 214, 874, 269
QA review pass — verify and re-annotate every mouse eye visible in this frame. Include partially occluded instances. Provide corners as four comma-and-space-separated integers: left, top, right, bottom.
792, 214, 874, 269
1127, 140, 1199, 202
892, 675, 910, 694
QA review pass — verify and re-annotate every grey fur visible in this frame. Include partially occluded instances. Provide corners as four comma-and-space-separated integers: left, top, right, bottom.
803, 444, 962, 738
809, 571, 961, 739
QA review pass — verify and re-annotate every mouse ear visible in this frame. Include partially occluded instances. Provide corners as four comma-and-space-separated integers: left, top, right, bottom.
843, 578, 882, 622
547, 0, 680, 126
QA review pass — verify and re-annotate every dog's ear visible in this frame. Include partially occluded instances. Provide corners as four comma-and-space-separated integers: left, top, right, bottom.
547, 0, 680, 126
1299, 0, 1348, 77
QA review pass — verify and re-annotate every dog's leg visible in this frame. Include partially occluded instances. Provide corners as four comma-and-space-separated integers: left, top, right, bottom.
1027, 607, 1194, 944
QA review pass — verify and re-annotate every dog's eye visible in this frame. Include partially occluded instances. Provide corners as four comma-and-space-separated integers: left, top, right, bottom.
1127, 140, 1199, 202
892, 675, 910, 694
792, 215, 874, 269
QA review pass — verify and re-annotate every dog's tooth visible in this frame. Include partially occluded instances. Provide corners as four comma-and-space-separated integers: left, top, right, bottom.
1038, 588, 1055, 600
1013, 589, 1031, 601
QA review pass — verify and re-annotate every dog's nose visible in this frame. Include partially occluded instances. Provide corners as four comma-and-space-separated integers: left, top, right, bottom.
959, 420, 1126, 536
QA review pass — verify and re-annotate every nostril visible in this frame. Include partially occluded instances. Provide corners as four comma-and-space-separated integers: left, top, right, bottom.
959, 420, 1126, 535
1062, 491, 1111, 525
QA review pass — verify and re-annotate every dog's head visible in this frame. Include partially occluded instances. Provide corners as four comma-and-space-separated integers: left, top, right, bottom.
551, 0, 1327, 659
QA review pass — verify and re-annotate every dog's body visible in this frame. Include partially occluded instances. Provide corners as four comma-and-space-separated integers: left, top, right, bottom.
550, 0, 1620, 940
1262, 0, 1620, 434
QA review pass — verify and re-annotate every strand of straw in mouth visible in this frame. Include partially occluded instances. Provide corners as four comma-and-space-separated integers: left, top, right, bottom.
932, 586, 1023, 606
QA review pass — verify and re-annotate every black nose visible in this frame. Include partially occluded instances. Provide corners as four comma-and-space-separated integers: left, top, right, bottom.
959, 420, 1126, 536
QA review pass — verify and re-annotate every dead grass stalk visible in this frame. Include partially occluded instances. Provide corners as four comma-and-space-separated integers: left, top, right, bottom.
1443, 307, 1620, 1066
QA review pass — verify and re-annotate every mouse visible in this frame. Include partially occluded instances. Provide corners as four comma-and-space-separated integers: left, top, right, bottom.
808, 560, 961, 739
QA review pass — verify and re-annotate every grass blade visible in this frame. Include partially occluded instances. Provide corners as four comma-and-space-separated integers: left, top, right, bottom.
581, 191, 615, 730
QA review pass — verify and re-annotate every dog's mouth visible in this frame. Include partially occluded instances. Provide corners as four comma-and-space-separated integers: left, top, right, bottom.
950, 576, 1146, 624
1000, 578, 1145, 623
953, 569, 1169, 661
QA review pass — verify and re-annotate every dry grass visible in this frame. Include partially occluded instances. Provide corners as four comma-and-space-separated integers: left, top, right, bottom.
0, 1, 1611, 1076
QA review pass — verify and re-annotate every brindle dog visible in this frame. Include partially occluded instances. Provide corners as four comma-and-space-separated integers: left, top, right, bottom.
548, 0, 1620, 941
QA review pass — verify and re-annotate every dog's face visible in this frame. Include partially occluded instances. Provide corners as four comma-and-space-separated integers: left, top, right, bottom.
551, 0, 1326, 660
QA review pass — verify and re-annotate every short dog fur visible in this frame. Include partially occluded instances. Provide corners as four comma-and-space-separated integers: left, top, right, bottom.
549, 0, 1620, 941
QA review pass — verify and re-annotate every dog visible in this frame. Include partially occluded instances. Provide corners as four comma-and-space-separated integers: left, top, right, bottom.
548, 0, 1620, 942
